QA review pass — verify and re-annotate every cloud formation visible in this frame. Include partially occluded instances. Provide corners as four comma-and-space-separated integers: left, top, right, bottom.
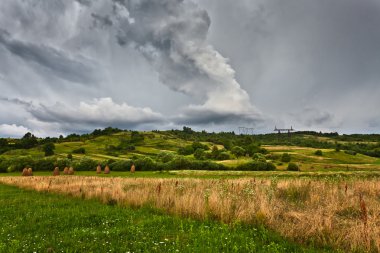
91, 0, 261, 123
1, 0, 380, 136
0, 124, 30, 138
29, 98, 164, 130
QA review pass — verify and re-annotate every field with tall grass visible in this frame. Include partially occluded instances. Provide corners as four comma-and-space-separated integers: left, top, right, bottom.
1, 175, 379, 252
0, 183, 326, 253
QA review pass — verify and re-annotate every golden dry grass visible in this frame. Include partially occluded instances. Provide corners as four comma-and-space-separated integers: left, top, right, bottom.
0, 176, 379, 252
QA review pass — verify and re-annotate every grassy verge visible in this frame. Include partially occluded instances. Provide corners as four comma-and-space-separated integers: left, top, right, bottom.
0, 184, 326, 253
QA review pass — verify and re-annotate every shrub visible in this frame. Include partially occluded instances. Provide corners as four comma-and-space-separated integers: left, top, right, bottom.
217, 152, 231, 160
236, 161, 276, 171
134, 157, 156, 171
315, 150, 323, 156
178, 145, 195, 155
252, 153, 267, 162
345, 150, 357, 156
166, 156, 192, 170
34, 158, 56, 171
281, 153, 291, 163
189, 161, 227, 171
72, 147, 86, 154
193, 148, 206, 160
287, 163, 299, 171
74, 157, 98, 171
56, 159, 71, 169
157, 152, 175, 163
110, 160, 134, 171
192, 142, 209, 151
231, 146, 246, 157
43, 143, 55, 156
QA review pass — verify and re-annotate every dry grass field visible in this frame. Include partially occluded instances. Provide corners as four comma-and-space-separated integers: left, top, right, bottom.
1, 176, 379, 252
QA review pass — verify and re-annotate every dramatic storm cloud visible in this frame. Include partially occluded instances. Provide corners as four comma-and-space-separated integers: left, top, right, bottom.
0, 0, 380, 136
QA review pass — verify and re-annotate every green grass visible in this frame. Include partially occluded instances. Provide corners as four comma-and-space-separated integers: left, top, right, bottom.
0, 184, 331, 253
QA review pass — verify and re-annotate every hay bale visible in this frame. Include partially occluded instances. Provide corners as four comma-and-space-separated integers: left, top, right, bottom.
130, 164, 135, 173
22, 168, 28, 176
104, 165, 110, 174
27, 168, 33, 176
53, 167, 60, 176
68, 167, 75, 175
96, 165, 102, 174
63, 167, 69, 175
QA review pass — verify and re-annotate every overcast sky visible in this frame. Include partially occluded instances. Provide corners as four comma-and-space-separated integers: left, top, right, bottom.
1, 0, 380, 137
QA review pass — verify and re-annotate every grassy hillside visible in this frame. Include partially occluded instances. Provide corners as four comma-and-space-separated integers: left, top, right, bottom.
0, 129, 380, 173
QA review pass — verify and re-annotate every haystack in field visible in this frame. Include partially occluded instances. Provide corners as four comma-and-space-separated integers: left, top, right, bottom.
68, 167, 74, 175
27, 168, 33, 176
53, 167, 60, 176
63, 167, 69, 175
104, 165, 110, 174
130, 164, 135, 173
22, 168, 28, 176
96, 165, 102, 174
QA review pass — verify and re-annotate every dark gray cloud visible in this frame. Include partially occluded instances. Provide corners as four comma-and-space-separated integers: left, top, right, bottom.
0, 30, 101, 84
0, 0, 380, 136
92, 0, 261, 123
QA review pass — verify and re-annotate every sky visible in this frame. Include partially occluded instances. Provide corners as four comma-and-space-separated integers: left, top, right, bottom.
1, 0, 380, 137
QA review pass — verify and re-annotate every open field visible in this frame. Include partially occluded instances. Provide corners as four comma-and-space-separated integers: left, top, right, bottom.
1, 175, 379, 252
0, 183, 325, 253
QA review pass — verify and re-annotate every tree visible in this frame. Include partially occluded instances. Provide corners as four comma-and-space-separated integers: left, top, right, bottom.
287, 163, 299, 171
231, 146, 246, 158
194, 148, 205, 160
281, 153, 291, 163
315, 150, 323, 156
43, 143, 55, 156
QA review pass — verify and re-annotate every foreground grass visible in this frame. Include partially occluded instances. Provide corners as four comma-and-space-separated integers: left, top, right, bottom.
2, 176, 378, 252
0, 184, 322, 253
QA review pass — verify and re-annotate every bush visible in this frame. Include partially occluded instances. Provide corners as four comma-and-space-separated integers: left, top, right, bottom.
178, 145, 195, 155
236, 161, 276, 171
315, 150, 323, 156
193, 148, 206, 160
166, 156, 192, 170
34, 158, 56, 171
157, 152, 175, 163
74, 157, 98, 171
189, 161, 227, 171
110, 160, 134, 171
231, 146, 246, 157
134, 157, 156, 171
217, 152, 231, 160
281, 153, 291, 162
287, 163, 299, 171
192, 142, 209, 151
56, 159, 71, 169
345, 150, 357, 156
43, 143, 55, 156
73, 147, 86, 154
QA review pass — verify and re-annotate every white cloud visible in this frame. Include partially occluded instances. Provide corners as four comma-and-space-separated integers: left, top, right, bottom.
0, 124, 30, 137
29, 97, 164, 130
